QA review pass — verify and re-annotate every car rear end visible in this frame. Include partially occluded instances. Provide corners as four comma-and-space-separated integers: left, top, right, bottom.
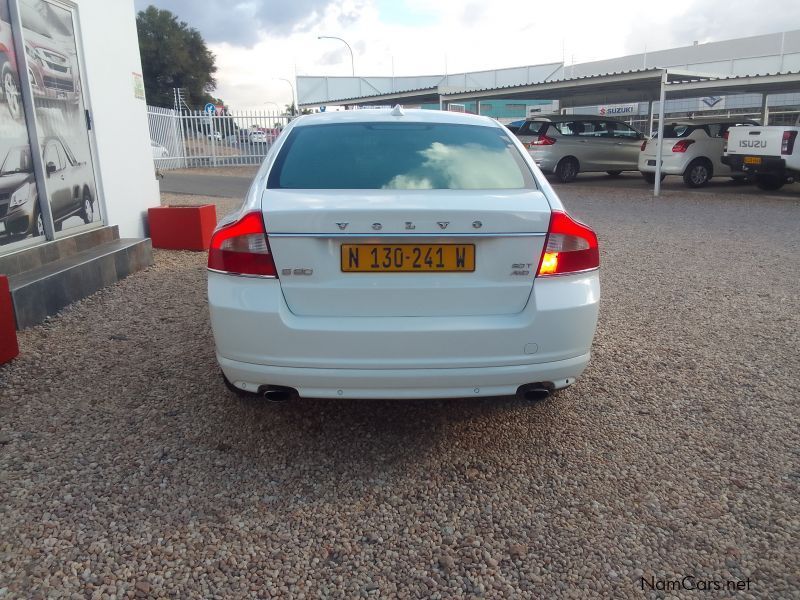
208, 110, 600, 399
723, 126, 799, 176
638, 124, 699, 176
514, 119, 562, 173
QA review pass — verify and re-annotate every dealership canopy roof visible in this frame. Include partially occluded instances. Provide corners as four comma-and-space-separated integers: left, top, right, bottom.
300, 69, 800, 110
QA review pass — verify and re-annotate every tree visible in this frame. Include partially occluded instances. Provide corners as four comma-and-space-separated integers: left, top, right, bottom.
136, 6, 219, 109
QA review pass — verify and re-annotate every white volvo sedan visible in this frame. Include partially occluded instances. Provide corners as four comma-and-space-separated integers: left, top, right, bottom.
207, 108, 600, 400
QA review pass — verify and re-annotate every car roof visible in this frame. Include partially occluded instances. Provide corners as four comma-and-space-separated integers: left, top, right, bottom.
525, 114, 624, 123
292, 108, 500, 128
665, 118, 760, 126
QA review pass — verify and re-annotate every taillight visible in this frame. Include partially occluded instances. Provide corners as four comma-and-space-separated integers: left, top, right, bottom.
536, 211, 599, 277
640, 139, 647, 151
671, 139, 695, 152
529, 134, 556, 146
722, 130, 729, 152
207, 211, 277, 277
781, 131, 797, 155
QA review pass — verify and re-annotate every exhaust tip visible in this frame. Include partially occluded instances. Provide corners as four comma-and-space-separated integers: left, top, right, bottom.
257, 385, 297, 403
516, 383, 552, 402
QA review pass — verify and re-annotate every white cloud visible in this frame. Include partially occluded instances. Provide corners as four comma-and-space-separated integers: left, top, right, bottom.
140, 0, 798, 110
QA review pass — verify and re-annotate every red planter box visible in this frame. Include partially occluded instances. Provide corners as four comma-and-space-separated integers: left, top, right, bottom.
0, 275, 19, 364
148, 204, 217, 251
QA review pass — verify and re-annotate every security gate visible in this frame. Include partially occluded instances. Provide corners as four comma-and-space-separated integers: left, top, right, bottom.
147, 106, 290, 170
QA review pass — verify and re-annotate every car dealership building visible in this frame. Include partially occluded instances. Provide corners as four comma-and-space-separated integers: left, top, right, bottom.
298, 29, 800, 128
0, 0, 158, 328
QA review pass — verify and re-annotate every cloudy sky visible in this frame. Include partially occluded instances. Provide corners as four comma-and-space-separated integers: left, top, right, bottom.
132, 0, 799, 110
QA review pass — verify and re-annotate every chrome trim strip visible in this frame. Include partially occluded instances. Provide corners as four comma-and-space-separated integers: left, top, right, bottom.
207, 268, 277, 279
536, 266, 600, 278
267, 232, 547, 238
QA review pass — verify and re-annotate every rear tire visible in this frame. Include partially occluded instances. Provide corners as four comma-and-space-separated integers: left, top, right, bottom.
80, 188, 94, 224
606, 170, 622, 177
683, 159, 712, 188
755, 174, 785, 191
641, 172, 665, 184
1, 61, 22, 121
555, 157, 579, 183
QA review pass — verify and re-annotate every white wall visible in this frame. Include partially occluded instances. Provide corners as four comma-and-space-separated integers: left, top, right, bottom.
76, 0, 159, 239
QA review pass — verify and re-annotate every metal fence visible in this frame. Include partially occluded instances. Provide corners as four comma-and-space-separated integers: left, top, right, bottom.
147, 106, 291, 170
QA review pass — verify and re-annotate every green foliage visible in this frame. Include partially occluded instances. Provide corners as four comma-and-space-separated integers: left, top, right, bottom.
136, 6, 219, 109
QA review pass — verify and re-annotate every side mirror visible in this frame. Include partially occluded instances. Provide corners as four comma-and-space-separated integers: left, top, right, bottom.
46, 162, 56, 175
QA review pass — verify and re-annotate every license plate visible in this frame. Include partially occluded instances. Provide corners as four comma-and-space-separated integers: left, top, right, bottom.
341, 243, 475, 272
744, 156, 762, 165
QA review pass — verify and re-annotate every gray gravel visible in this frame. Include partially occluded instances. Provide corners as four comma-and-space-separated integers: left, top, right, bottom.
1, 184, 798, 598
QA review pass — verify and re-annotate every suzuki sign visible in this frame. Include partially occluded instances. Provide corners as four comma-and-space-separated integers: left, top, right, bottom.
598, 103, 638, 116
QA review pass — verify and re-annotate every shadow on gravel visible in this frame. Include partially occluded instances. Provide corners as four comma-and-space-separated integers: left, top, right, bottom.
205, 383, 562, 477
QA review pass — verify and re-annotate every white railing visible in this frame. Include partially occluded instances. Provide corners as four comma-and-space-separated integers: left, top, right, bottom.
147, 106, 291, 170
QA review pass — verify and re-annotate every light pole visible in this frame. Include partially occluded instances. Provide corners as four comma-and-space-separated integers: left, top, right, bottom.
318, 35, 355, 76
275, 78, 296, 116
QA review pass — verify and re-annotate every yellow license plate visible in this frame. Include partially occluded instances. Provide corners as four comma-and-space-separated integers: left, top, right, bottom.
744, 156, 762, 165
341, 243, 475, 272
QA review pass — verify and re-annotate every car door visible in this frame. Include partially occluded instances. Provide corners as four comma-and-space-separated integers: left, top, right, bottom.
42, 140, 70, 219
572, 120, 612, 171
607, 121, 643, 170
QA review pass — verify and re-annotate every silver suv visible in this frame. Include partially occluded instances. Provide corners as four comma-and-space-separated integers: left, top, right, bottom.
515, 115, 645, 182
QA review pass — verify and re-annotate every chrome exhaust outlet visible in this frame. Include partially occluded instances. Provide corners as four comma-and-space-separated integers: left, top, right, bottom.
258, 385, 297, 403
516, 383, 551, 401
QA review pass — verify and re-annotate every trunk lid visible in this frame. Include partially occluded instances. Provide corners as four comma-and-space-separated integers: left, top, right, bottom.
726, 126, 787, 156
262, 189, 551, 317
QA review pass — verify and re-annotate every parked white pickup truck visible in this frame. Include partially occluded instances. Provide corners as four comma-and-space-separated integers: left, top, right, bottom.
723, 121, 800, 190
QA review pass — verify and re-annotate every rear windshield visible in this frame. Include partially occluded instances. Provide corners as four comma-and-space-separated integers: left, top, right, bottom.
268, 122, 535, 190
517, 121, 546, 136
660, 123, 754, 139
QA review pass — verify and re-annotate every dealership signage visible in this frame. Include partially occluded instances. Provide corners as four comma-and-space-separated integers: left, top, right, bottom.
699, 96, 726, 110
598, 103, 639, 116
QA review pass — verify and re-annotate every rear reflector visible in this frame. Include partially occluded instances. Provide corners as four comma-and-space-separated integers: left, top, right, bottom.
537, 211, 599, 277
671, 139, 695, 152
208, 211, 278, 277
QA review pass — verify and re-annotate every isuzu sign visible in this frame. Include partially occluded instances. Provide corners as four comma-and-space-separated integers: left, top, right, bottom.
739, 140, 767, 148
598, 103, 638, 116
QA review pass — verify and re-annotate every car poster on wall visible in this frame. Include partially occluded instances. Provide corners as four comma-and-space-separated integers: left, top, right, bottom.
0, 0, 43, 246
19, 0, 99, 236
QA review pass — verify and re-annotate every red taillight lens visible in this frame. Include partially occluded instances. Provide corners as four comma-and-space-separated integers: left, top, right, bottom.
529, 134, 556, 146
208, 211, 277, 277
671, 139, 695, 152
640, 139, 647, 151
781, 130, 797, 155
722, 130, 729, 140
537, 211, 599, 277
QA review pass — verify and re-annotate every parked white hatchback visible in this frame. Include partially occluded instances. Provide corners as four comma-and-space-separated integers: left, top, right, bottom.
639, 118, 758, 187
207, 108, 600, 400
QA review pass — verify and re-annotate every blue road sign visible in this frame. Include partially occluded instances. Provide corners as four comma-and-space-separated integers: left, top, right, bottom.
204, 103, 215, 114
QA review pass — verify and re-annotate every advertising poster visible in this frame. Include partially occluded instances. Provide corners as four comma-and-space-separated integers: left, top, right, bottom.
0, 0, 42, 246
19, 0, 99, 235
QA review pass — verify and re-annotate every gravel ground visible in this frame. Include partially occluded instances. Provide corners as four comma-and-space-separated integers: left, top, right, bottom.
1, 185, 798, 599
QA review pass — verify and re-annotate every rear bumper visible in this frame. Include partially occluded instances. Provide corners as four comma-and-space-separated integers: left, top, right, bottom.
722, 154, 785, 175
526, 149, 557, 173
208, 270, 600, 398
637, 154, 686, 175
218, 353, 591, 399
